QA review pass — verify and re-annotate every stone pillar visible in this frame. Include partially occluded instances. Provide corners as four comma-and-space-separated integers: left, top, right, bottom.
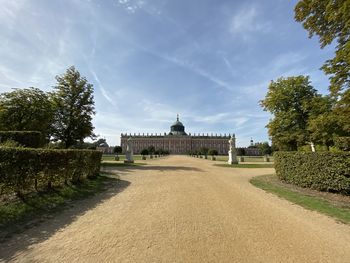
228, 134, 238, 164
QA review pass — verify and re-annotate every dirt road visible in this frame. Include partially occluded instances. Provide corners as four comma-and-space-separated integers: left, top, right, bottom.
1, 156, 350, 262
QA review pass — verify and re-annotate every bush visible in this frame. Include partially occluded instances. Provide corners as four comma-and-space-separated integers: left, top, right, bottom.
236, 148, 245, 156
208, 149, 218, 156
0, 131, 43, 148
0, 147, 102, 196
140, 148, 149, 156
274, 152, 350, 194
334, 137, 350, 151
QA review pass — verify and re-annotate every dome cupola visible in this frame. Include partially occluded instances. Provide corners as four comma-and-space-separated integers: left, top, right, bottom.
169, 114, 187, 135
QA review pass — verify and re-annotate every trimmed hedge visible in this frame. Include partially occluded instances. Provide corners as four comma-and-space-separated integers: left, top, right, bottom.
0, 147, 102, 196
334, 137, 350, 151
274, 152, 350, 194
0, 131, 43, 148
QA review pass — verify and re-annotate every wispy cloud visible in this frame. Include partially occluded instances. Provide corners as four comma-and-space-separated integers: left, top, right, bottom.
90, 70, 115, 105
229, 5, 271, 40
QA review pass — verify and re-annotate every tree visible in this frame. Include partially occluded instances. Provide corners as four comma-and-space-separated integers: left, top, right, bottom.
113, 146, 122, 155
94, 138, 108, 147
306, 95, 343, 148
148, 146, 155, 155
295, 0, 350, 96
254, 142, 272, 155
199, 147, 209, 159
0, 87, 54, 139
208, 149, 218, 156
260, 76, 318, 150
51, 66, 95, 148
236, 148, 245, 156
140, 148, 149, 156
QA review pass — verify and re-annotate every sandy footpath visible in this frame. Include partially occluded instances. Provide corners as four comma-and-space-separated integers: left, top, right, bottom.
1, 155, 350, 262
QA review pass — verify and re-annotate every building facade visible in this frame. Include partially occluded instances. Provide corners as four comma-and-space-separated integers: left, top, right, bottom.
121, 115, 231, 154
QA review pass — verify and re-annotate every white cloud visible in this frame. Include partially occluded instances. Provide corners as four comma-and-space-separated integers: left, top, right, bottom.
90, 70, 115, 105
230, 5, 271, 40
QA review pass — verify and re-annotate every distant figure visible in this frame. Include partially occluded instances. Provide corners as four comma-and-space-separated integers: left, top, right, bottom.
124, 137, 134, 163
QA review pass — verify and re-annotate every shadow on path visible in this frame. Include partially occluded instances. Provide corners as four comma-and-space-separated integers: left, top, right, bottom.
0, 178, 130, 262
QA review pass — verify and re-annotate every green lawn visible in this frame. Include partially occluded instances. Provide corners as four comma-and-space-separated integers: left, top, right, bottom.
214, 163, 275, 168
250, 174, 350, 224
0, 175, 120, 241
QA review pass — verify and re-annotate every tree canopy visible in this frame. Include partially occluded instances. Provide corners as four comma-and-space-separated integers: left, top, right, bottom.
295, 0, 350, 96
51, 66, 95, 148
0, 87, 53, 139
260, 76, 319, 150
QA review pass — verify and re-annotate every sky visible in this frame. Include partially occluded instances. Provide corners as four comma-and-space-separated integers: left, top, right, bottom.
0, 0, 335, 147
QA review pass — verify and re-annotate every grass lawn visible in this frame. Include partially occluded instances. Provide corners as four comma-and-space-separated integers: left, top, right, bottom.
100, 161, 147, 167
250, 174, 350, 224
214, 163, 275, 168
0, 174, 119, 241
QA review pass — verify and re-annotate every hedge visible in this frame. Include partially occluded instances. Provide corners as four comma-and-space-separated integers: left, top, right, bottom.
334, 137, 350, 151
0, 147, 102, 196
0, 131, 43, 148
274, 152, 350, 194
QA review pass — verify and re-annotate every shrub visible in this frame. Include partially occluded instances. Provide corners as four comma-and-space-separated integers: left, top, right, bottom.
0, 131, 43, 148
140, 148, 149, 156
0, 147, 102, 196
236, 148, 245, 156
208, 149, 218, 156
334, 137, 350, 151
274, 152, 350, 194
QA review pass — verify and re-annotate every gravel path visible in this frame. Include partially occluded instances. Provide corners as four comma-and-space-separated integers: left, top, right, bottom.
1, 156, 350, 262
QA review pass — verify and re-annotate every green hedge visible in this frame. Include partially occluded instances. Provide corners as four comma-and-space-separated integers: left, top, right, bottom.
0, 131, 43, 148
274, 152, 350, 194
0, 147, 102, 196
334, 137, 350, 151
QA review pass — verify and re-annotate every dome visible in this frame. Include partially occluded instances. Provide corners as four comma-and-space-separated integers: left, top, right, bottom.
169, 114, 187, 135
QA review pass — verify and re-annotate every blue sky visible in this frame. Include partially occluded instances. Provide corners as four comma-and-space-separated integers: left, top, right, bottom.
0, 0, 335, 146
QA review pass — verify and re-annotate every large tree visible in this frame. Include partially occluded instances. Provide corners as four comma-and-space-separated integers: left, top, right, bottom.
295, 0, 350, 96
260, 76, 318, 150
51, 66, 95, 148
0, 87, 53, 138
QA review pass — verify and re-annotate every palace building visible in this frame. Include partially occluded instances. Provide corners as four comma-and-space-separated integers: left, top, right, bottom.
120, 115, 231, 154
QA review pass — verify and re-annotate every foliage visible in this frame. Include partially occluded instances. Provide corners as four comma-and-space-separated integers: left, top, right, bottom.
0, 147, 102, 197
254, 142, 272, 155
0, 131, 43, 148
260, 76, 319, 150
236, 148, 245, 156
0, 88, 54, 139
140, 148, 149, 156
274, 151, 350, 194
208, 149, 218, 156
147, 145, 155, 154
94, 138, 108, 147
51, 66, 95, 148
0, 139, 21, 147
295, 0, 350, 96
334, 137, 350, 151
113, 146, 122, 154
199, 147, 209, 155
307, 96, 343, 147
